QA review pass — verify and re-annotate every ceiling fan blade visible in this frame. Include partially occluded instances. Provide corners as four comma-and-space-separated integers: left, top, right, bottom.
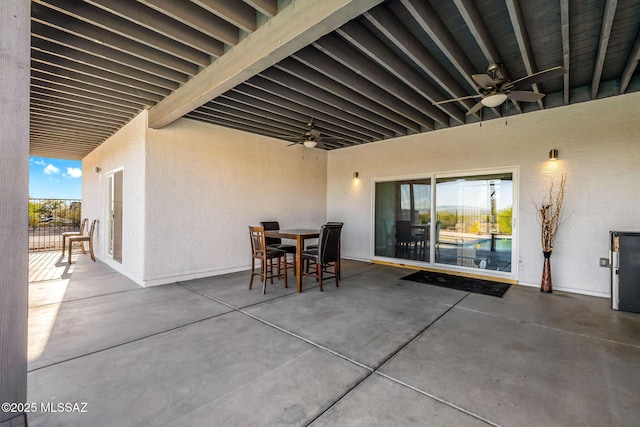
465, 100, 484, 116
507, 90, 545, 102
309, 129, 321, 138
432, 94, 481, 105
508, 66, 566, 89
472, 73, 495, 89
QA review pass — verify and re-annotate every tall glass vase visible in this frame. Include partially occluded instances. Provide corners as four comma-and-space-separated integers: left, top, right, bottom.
541, 251, 552, 293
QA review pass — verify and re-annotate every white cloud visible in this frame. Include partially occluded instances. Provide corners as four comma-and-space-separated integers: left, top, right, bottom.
44, 164, 60, 175
65, 167, 82, 178
34, 159, 47, 166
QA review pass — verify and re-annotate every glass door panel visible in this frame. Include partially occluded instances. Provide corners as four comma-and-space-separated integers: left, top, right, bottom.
374, 179, 431, 261
435, 173, 512, 272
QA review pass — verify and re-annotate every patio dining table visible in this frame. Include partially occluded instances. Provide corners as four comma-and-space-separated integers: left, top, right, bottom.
265, 229, 319, 293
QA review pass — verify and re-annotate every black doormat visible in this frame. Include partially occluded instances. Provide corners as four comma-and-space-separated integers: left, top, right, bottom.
400, 270, 510, 297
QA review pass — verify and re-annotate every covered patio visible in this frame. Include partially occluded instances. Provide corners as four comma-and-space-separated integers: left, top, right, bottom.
27, 252, 640, 426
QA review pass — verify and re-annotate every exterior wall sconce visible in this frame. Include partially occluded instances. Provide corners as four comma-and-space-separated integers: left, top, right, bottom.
353, 172, 359, 179
95, 166, 101, 173
549, 149, 558, 160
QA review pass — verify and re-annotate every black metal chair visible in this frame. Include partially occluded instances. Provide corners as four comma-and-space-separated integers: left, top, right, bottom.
301, 223, 342, 291
248, 226, 287, 294
261, 221, 297, 271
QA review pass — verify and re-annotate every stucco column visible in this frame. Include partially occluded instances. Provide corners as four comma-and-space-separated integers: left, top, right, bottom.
0, 0, 30, 425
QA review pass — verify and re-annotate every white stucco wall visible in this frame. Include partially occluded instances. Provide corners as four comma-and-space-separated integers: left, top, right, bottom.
142, 118, 328, 285
82, 112, 147, 283
327, 92, 640, 297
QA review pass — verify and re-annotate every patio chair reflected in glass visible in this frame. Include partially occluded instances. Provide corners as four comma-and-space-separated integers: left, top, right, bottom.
249, 226, 288, 294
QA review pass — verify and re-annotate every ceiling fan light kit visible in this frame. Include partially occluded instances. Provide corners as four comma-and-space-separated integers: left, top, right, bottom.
481, 93, 508, 108
303, 139, 317, 148
433, 64, 566, 115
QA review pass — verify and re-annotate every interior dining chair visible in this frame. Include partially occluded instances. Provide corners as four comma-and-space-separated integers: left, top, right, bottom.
67, 219, 97, 264
395, 220, 422, 257
61, 218, 87, 257
260, 221, 297, 271
301, 223, 342, 291
249, 226, 288, 294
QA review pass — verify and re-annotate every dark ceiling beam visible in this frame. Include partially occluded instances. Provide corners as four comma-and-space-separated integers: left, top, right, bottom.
337, 21, 465, 125
292, 48, 432, 131
275, 57, 415, 134
30, 125, 115, 142
30, 109, 122, 129
219, 91, 365, 145
31, 51, 171, 97
31, 68, 160, 106
244, 0, 278, 18
232, 84, 379, 143
31, 95, 133, 122
248, 76, 387, 139
504, 0, 544, 109
364, 5, 484, 117
592, 0, 618, 98
30, 23, 188, 84
31, 2, 202, 73
260, 67, 406, 136
30, 87, 140, 115
31, 56, 168, 102
398, 0, 478, 92
191, 0, 257, 33
84, 0, 225, 58
138, 0, 240, 46
30, 77, 144, 110
30, 104, 125, 127
35, 0, 211, 66
205, 99, 300, 133
148, 0, 385, 129
452, 0, 521, 114
314, 34, 445, 128
560, 0, 570, 104
195, 106, 300, 136
620, 29, 640, 94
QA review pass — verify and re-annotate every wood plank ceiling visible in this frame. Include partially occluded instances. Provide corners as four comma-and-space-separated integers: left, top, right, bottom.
30, 0, 640, 159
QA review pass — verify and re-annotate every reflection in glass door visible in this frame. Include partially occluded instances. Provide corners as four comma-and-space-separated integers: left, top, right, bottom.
374, 179, 431, 260
435, 173, 512, 272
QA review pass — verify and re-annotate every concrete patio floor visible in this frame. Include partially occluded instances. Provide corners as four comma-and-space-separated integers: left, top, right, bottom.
27, 252, 640, 426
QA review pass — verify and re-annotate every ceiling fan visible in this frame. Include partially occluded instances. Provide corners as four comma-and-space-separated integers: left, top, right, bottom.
286, 118, 339, 149
434, 64, 566, 115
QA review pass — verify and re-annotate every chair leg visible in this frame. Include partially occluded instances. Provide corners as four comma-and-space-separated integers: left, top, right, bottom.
335, 263, 339, 288
89, 239, 95, 261
249, 259, 255, 290
317, 263, 323, 292
282, 255, 288, 288
62, 235, 66, 256
68, 241, 73, 264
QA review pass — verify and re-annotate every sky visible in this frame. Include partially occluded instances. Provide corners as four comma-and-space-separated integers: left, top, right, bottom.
29, 157, 82, 199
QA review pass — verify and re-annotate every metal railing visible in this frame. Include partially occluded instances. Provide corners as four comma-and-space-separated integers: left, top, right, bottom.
29, 198, 82, 252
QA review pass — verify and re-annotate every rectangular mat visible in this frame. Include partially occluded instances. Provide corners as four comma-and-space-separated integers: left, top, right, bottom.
400, 270, 510, 297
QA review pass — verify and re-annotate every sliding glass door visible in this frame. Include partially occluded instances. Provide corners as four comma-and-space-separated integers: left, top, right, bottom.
373, 169, 515, 277
435, 173, 513, 272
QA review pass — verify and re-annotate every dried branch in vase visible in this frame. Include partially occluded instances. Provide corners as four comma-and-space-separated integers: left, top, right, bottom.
536, 175, 566, 252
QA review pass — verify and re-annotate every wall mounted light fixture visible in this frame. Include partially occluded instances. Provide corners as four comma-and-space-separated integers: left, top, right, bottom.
353, 172, 359, 179
95, 166, 101, 174
549, 149, 558, 160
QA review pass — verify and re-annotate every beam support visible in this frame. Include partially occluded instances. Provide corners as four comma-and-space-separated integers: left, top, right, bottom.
148, 0, 384, 129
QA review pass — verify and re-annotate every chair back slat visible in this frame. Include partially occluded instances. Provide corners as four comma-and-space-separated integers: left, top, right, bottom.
79, 218, 88, 235
249, 226, 266, 255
